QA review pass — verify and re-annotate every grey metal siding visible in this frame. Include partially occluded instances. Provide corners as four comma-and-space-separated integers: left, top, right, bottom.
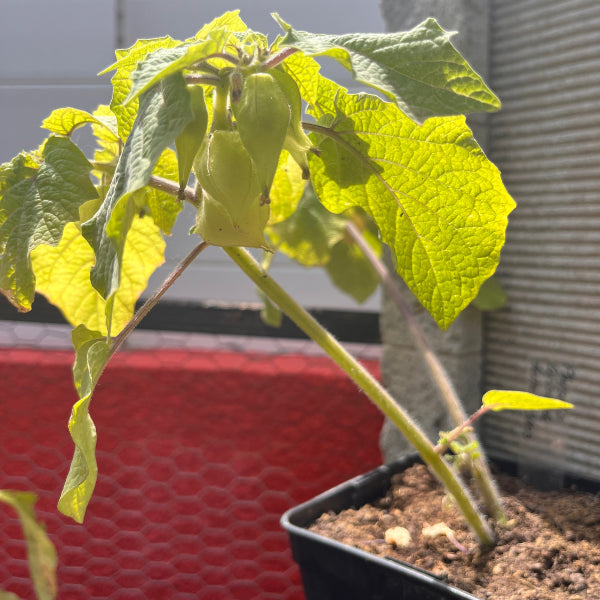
483, 0, 600, 479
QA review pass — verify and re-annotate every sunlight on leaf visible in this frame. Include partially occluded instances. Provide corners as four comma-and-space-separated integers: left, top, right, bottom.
307, 88, 515, 328
82, 73, 192, 329
0, 136, 97, 311
31, 215, 164, 336
269, 150, 306, 225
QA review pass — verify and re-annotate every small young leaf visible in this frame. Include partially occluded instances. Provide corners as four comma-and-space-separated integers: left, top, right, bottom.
482, 390, 574, 412
42, 107, 119, 139
58, 326, 111, 523
102, 36, 182, 140
82, 73, 192, 319
307, 88, 515, 329
191, 10, 247, 41
0, 136, 97, 311
275, 15, 500, 123
0, 491, 57, 600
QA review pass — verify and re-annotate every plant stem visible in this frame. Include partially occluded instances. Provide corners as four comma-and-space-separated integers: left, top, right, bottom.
110, 241, 209, 357
345, 222, 505, 523
91, 163, 199, 207
224, 246, 495, 547
212, 80, 231, 131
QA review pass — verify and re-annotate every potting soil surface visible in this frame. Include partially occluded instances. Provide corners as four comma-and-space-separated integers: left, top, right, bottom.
309, 463, 600, 599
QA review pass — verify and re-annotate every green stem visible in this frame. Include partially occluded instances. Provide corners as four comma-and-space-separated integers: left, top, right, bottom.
224, 246, 495, 547
212, 80, 231, 131
345, 222, 505, 523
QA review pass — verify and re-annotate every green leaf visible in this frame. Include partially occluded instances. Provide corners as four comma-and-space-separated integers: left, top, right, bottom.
191, 10, 247, 41
58, 326, 111, 523
125, 28, 233, 105
471, 276, 508, 311
482, 390, 574, 412
42, 107, 119, 139
307, 88, 515, 328
269, 188, 380, 303
31, 215, 164, 336
280, 51, 322, 107
0, 591, 20, 600
139, 148, 183, 235
0, 490, 58, 600
0, 136, 97, 311
325, 233, 380, 304
102, 37, 182, 140
275, 15, 500, 123
82, 73, 192, 327
269, 186, 347, 267
269, 150, 306, 225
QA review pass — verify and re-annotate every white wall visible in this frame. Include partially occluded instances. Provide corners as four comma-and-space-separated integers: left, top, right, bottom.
0, 0, 385, 312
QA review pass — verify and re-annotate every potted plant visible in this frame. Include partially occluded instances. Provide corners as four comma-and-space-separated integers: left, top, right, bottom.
0, 10, 584, 599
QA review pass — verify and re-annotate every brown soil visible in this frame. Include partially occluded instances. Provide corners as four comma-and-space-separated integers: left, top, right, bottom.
309, 463, 600, 599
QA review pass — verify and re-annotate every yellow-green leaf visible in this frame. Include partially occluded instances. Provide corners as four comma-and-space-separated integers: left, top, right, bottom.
31, 215, 165, 336
308, 88, 515, 329
269, 150, 306, 225
58, 326, 111, 523
482, 390, 574, 412
0, 491, 57, 600
42, 107, 119, 139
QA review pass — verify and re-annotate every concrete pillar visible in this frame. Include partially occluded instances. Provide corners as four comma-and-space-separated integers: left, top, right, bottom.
378, 0, 490, 461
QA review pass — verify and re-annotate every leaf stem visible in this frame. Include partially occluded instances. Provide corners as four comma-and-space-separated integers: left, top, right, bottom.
262, 47, 297, 69
345, 221, 505, 522
435, 405, 493, 455
110, 241, 209, 357
224, 245, 495, 547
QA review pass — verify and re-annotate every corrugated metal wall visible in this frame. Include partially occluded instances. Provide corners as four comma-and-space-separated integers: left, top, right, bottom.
483, 0, 600, 479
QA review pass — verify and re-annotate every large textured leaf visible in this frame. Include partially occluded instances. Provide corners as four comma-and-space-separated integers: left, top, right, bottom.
275, 15, 500, 123
0, 136, 97, 311
58, 326, 111, 523
308, 88, 515, 328
0, 491, 57, 600
31, 215, 164, 335
82, 73, 192, 328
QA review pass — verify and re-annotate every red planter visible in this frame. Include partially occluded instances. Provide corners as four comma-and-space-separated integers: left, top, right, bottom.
1, 347, 383, 599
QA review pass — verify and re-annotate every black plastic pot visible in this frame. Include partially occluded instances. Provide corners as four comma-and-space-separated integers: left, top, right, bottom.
282, 454, 481, 600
